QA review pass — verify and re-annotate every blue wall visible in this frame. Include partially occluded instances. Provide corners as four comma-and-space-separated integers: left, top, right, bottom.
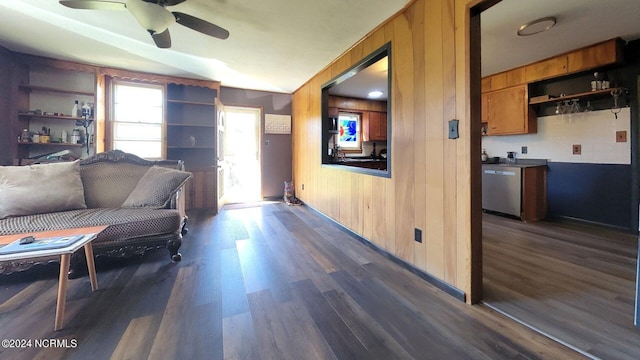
547, 162, 632, 229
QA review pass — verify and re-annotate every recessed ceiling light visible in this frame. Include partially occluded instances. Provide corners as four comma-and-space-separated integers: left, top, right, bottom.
368, 90, 383, 99
517, 16, 556, 36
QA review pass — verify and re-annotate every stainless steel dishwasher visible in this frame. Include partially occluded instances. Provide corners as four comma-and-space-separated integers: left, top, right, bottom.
482, 164, 522, 217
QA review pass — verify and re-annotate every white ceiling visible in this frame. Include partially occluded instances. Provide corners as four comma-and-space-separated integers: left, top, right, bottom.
481, 0, 640, 76
0, 0, 408, 93
0, 0, 639, 95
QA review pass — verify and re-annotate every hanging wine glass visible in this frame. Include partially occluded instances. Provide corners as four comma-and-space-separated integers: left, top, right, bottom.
584, 101, 593, 112
571, 99, 580, 113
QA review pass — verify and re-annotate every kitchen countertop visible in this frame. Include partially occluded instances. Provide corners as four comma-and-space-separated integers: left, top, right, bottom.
331, 158, 386, 163
482, 163, 547, 168
482, 158, 547, 168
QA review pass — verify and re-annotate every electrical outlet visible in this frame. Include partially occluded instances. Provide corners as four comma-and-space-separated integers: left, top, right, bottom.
302, 184, 304, 190
572, 144, 581, 155
414, 228, 422, 243
616, 131, 627, 143
521, 146, 528, 154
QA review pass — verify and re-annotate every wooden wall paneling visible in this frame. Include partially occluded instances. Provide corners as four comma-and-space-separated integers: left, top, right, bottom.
351, 173, 364, 236
292, 0, 481, 301
441, 0, 458, 284
384, 170, 396, 254
412, 0, 427, 272
389, 16, 415, 265
339, 171, 353, 228
424, 0, 446, 277
361, 175, 374, 241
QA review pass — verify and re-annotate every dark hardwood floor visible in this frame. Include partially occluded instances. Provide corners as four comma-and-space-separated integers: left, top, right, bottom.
1, 203, 584, 359
483, 213, 640, 360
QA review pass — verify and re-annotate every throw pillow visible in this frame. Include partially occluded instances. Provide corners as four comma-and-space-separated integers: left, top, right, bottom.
121, 165, 192, 209
0, 161, 87, 219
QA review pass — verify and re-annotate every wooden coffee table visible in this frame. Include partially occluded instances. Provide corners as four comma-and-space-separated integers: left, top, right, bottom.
0, 225, 107, 331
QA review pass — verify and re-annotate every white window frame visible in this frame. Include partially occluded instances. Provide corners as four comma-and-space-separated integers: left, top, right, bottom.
110, 80, 165, 159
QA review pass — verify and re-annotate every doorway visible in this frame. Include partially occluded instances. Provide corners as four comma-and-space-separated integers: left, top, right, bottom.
223, 106, 262, 204
472, 0, 640, 357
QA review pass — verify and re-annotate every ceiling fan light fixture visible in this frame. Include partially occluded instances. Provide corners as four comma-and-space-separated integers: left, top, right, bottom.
127, 0, 175, 33
517, 16, 556, 36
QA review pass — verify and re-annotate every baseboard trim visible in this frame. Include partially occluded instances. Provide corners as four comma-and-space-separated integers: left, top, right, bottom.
303, 203, 466, 303
546, 214, 633, 234
482, 302, 599, 360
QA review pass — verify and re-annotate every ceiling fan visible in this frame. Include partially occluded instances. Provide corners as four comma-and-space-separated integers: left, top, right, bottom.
59, 0, 229, 48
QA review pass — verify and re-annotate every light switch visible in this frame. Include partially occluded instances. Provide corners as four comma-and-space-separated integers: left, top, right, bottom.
616, 131, 627, 143
448, 119, 459, 139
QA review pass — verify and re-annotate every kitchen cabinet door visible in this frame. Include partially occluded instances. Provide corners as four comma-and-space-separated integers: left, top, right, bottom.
363, 111, 386, 141
525, 56, 567, 82
486, 84, 536, 135
481, 93, 489, 123
567, 38, 622, 74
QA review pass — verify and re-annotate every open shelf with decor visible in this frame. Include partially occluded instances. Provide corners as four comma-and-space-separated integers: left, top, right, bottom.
165, 83, 219, 210
14, 60, 97, 162
529, 87, 627, 105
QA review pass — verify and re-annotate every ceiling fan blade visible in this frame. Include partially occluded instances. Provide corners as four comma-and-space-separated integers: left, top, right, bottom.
173, 12, 229, 40
162, 0, 187, 5
59, 0, 126, 10
151, 28, 172, 48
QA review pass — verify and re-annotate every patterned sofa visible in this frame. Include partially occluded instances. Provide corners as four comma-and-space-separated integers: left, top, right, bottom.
0, 150, 191, 276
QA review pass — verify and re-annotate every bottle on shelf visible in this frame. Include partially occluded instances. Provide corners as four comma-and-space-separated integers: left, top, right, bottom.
71, 128, 81, 144
601, 73, 610, 90
481, 148, 488, 162
20, 128, 29, 143
82, 102, 91, 118
72, 100, 79, 118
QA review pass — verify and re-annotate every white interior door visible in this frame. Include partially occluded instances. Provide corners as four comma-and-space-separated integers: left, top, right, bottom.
216, 100, 226, 213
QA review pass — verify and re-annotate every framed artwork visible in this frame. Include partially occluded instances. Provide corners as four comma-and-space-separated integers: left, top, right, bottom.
337, 112, 361, 152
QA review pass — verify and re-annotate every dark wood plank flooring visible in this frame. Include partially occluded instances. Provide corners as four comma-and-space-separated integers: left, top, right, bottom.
1, 203, 584, 359
483, 213, 640, 360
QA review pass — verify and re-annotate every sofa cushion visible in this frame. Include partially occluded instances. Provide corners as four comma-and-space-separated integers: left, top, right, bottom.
80, 162, 152, 209
122, 166, 192, 209
0, 208, 181, 247
0, 161, 86, 220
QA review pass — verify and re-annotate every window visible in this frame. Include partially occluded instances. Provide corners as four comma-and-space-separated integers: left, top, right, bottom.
337, 112, 362, 152
111, 81, 164, 159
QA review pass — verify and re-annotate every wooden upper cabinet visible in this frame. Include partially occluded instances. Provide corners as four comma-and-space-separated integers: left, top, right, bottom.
567, 38, 623, 73
486, 84, 536, 135
489, 72, 507, 91
362, 111, 386, 141
482, 38, 623, 91
525, 56, 567, 82
481, 93, 489, 123
481, 77, 492, 93
505, 67, 525, 87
